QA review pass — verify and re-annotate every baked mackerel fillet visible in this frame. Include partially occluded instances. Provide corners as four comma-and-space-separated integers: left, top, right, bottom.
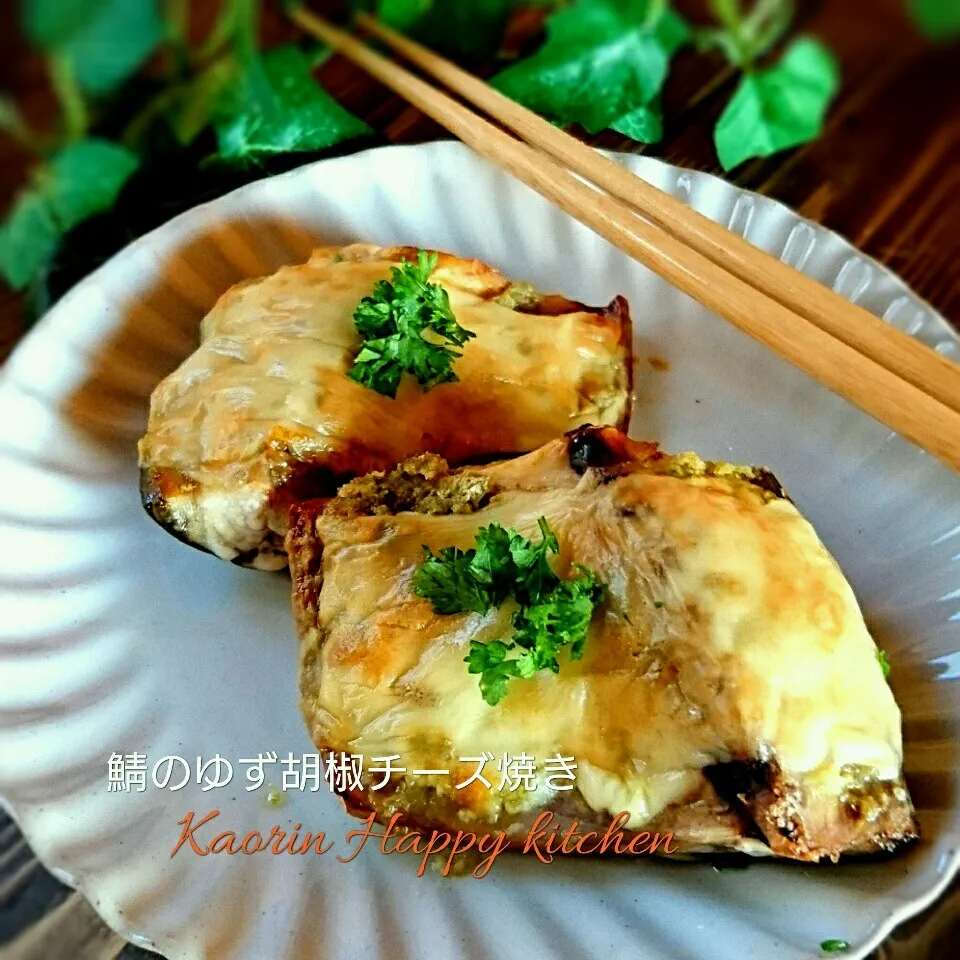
138, 245, 632, 570
289, 426, 917, 862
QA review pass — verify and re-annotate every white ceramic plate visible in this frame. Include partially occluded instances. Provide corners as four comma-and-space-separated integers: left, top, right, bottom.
0, 142, 958, 960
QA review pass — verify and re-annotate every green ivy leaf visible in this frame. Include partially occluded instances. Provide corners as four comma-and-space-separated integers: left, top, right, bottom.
41, 139, 141, 228
354, 0, 511, 60
907, 0, 960, 42
697, 0, 795, 69
377, 0, 434, 30
611, 99, 664, 142
714, 36, 839, 171
168, 57, 241, 146
214, 45, 371, 164
22, 0, 164, 96
491, 0, 688, 135
0, 192, 61, 290
0, 138, 138, 290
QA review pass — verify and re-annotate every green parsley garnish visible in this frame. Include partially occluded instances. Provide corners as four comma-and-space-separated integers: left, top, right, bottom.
819, 939, 850, 953
413, 518, 606, 706
415, 517, 561, 614
877, 648, 891, 679
348, 250, 476, 398
510, 566, 605, 666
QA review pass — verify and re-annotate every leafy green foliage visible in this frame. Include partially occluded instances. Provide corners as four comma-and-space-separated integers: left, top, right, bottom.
0, 193, 59, 291
907, 0, 960, 41
611, 100, 664, 143
354, 0, 512, 60
349, 251, 475, 397
414, 517, 606, 705
0, 138, 138, 289
22, 0, 164, 96
714, 37, 839, 171
697, 0, 794, 68
164, 58, 241, 147
42, 138, 141, 225
214, 45, 372, 164
3, 1, 372, 302
491, 0, 688, 139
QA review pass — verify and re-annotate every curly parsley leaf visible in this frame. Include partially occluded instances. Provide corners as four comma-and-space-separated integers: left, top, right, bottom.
714, 37, 839, 171
467, 565, 605, 706
470, 523, 521, 604
512, 567, 605, 666
466, 640, 526, 705
413, 516, 559, 614
349, 250, 476, 398
214, 45, 371, 164
0, 138, 138, 290
491, 0, 689, 138
466, 517, 561, 606
508, 516, 561, 605
23, 0, 164, 96
414, 545, 494, 614
907, 0, 960, 42
413, 517, 605, 706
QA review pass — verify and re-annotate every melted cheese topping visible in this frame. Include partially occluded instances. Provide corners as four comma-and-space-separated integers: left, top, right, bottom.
138, 246, 630, 565
304, 461, 903, 829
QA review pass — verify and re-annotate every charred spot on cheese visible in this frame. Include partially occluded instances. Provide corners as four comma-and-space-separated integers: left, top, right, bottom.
567, 425, 635, 474
749, 468, 789, 501
269, 462, 340, 508
704, 759, 773, 803
139, 466, 208, 555
702, 760, 774, 843
567, 431, 791, 503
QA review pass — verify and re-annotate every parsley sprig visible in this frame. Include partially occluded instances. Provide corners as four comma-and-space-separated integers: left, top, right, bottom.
413, 517, 606, 706
348, 251, 476, 398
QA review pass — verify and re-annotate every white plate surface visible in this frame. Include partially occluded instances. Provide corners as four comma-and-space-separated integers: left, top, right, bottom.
0, 142, 958, 960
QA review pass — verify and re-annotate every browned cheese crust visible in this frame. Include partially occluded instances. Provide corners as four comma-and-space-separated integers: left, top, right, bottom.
139, 245, 633, 569
289, 427, 918, 864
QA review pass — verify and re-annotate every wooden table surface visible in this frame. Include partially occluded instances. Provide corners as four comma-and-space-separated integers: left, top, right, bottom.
1, 0, 959, 957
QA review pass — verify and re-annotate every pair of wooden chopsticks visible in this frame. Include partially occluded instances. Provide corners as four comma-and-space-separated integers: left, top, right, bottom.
292, 6, 960, 473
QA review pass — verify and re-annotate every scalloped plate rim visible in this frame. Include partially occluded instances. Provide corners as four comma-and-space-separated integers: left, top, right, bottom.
0, 141, 957, 960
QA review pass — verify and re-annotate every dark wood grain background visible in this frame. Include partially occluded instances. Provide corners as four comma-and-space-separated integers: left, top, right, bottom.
1, 0, 958, 957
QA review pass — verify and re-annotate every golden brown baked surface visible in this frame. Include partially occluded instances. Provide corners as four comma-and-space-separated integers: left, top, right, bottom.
289, 427, 917, 862
138, 245, 633, 569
